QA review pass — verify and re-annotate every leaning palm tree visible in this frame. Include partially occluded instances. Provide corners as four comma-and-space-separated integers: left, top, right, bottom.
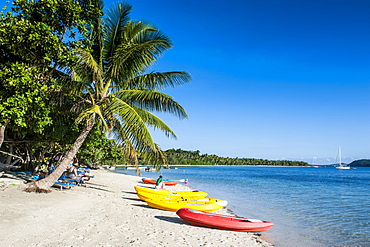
27, 1, 190, 192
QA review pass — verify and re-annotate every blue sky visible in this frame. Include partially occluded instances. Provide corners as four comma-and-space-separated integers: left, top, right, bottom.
124, 0, 370, 164
4, 0, 370, 164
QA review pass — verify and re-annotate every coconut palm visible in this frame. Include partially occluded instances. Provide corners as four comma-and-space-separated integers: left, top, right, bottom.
27, 1, 190, 192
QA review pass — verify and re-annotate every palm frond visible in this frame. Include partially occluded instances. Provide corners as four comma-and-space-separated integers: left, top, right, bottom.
89, 1, 105, 65
76, 48, 102, 77
132, 106, 178, 139
124, 71, 191, 90
104, 2, 132, 59
75, 107, 94, 124
107, 21, 172, 81
115, 89, 188, 119
140, 144, 168, 171
121, 139, 141, 174
106, 96, 156, 148
74, 48, 108, 100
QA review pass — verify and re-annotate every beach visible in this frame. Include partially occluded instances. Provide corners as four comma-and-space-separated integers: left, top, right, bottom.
0, 169, 273, 247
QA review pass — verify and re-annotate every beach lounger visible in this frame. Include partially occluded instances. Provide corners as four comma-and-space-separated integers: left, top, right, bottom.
53, 182, 76, 190
58, 177, 78, 184
82, 174, 94, 181
78, 167, 91, 172
14, 171, 33, 175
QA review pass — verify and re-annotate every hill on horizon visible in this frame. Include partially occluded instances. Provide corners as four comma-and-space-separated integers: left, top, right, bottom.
348, 159, 370, 167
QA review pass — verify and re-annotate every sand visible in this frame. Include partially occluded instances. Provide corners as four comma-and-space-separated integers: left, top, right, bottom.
0, 169, 274, 247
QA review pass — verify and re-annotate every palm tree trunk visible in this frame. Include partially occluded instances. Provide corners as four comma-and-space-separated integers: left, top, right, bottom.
0, 119, 10, 148
26, 115, 96, 193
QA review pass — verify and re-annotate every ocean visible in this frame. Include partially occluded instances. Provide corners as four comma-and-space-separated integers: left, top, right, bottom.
116, 166, 370, 247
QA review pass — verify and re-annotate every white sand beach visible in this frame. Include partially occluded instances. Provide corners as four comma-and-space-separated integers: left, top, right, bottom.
0, 169, 273, 247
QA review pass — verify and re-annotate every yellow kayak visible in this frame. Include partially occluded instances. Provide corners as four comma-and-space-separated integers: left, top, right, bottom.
134, 185, 208, 199
137, 192, 225, 204
146, 199, 227, 212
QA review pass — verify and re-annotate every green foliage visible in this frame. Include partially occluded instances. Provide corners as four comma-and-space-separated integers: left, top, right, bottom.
0, 0, 101, 132
0, 62, 52, 133
0, 1, 189, 177
11, 0, 102, 41
78, 127, 126, 166
165, 148, 309, 166
0, 0, 102, 174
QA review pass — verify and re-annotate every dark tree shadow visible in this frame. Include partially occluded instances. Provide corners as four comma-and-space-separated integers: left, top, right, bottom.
121, 196, 142, 202
122, 191, 137, 195
154, 215, 187, 225
131, 204, 154, 209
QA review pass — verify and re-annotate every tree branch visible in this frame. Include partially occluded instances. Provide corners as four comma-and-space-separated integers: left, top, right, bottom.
0, 150, 25, 163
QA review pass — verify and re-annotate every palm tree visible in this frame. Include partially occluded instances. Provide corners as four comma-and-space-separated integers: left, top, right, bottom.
27, 1, 190, 192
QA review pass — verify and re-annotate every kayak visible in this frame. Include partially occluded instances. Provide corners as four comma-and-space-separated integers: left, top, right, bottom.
138, 193, 226, 205
134, 186, 208, 199
142, 178, 178, 186
176, 208, 274, 232
137, 191, 215, 202
137, 190, 209, 201
146, 199, 227, 212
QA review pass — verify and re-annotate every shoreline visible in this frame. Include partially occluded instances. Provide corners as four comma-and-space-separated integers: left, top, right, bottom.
0, 169, 273, 247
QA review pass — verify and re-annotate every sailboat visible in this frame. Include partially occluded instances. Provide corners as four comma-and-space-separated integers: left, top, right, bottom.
335, 147, 350, 169
310, 157, 319, 168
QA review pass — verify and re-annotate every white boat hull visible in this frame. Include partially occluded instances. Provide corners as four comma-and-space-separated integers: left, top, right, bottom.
336, 166, 350, 169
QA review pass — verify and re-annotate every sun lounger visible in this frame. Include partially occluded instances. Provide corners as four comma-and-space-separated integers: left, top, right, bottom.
58, 177, 78, 184
14, 171, 33, 175
82, 174, 94, 181
78, 167, 91, 172
53, 182, 76, 190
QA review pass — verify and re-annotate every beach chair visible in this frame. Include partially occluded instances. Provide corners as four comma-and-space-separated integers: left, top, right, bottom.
31, 174, 77, 190
53, 182, 76, 190
82, 174, 94, 181
75, 167, 94, 181
58, 177, 78, 184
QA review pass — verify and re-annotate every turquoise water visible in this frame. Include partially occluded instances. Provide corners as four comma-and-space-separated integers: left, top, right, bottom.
116, 166, 370, 247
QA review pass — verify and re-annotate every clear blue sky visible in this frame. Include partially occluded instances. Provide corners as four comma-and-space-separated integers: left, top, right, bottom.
4, 0, 370, 164
124, 0, 370, 164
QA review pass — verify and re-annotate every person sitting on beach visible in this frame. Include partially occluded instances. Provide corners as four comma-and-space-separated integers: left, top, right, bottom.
66, 164, 85, 185
155, 175, 164, 189
47, 162, 55, 175
73, 156, 79, 167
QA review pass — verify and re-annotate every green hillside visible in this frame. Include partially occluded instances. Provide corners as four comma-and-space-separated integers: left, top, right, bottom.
348, 159, 370, 167
164, 148, 309, 166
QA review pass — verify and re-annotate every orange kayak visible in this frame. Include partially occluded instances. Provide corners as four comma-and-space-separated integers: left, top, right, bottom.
142, 178, 178, 186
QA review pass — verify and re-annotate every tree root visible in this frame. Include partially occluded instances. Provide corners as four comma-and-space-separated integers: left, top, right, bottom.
24, 181, 51, 193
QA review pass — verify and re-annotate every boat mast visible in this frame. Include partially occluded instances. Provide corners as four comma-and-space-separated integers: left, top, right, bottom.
338, 146, 341, 167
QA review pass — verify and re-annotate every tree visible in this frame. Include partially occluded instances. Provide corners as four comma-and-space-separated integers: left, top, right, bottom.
0, 0, 101, 150
78, 127, 126, 168
28, 1, 190, 192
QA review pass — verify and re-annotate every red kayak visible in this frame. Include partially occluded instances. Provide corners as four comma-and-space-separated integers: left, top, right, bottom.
142, 178, 178, 186
176, 208, 273, 232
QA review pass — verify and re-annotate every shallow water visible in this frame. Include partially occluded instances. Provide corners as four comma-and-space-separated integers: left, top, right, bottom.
117, 166, 370, 247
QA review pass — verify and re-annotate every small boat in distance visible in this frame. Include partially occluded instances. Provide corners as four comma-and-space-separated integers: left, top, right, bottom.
310, 157, 320, 168
335, 147, 350, 170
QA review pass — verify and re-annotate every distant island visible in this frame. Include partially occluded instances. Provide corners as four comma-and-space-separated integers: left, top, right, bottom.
348, 159, 370, 167
164, 148, 309, 166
